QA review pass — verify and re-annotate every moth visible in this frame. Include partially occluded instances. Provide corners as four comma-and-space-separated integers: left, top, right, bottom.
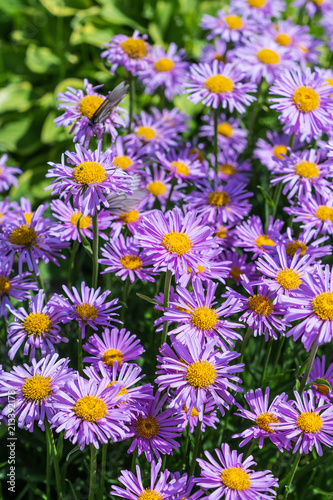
89, 82, 129, 125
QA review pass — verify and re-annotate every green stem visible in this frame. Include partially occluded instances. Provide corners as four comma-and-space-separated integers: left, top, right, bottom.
213, 107, 219, 176
128, 73, 135, 134
45, 419, 63, 500
299, 341, 318, 394
165, 177, 176, 212
68, 239, 80, 288
161, 269, 173, 346
92, 214, 99, 290
78, 327, 83, 375
288, 132, 296, 153
131, 447, 138, 473
99, 443, 108, 499
239, 327, 253, 364
88, 444, 97, 500
272, 336, 285, 376
120, 279, 131, 324
247, 78, 264, 146
272, 182, 283, 219
189, 422, 201, 477
29, 249, 46, 294
283, 452, 301, 500
244, 438, 257, 459
260, 337, 274, 387
45, 421, 51, 500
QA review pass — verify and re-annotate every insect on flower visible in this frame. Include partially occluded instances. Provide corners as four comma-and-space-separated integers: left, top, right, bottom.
89, 81, 129, 125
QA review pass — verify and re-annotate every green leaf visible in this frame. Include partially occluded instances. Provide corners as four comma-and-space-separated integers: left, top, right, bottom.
25, 45, 61, 74
136, 293, 158, 305
77, 216, 93, 257
0, 82, 32, 113
0, 116, 33, 152
257, 185, 274, 208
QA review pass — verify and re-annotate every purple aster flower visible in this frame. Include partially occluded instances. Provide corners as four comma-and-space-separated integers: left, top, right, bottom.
199, 113, 248, 154
234, 215, 286, 259
126, 110, 179, 153
200, 10, 257, 42
223, 250, 257, 285
83, 327, 144, 370
234, 0, 285, 16
170, 473, 204, 500
0, 198, 19, 229
196, 443, 279, 499
271, 390, 333, 456
155, 148, 207, 184
285, 192, 333, 239
178, 396, 218, 434
101, 30, 151, 75
213, 223, 237, 249
210, 149, 252, 184
0, 354, 72, 432
51, 375, 130, 449
0, 259, 37, 320
99, 234, 156, 283
320, 10, 333, 51
55, 283, 120, 338
138, 43, 189, 100
7, 290, 67, 361
185, 60, 256, 112
0, 154, 22, 192
156, 338, 243, 415
200, 39, 227, 65
152, 107, 189, 135
142, 165, 185, 210
160, 280, 243, 351
307, 356, 333, 403
111, 460, 185, 499
177, 248, 231, 288
54, 78, 127, 147
136, 207, 214, 281
254, 131, 303, 171
281, 227, 331, 261
112, 135, 146, 174
46, 142, 132, 216
232, 387, 290, 452
281, 264, 333, 350
292, 0, 332, 17
269, 67, 333, 142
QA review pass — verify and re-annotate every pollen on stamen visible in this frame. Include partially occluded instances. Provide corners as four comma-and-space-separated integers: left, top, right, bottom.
147, 181, 167, 197
22, 375, 52, 402
207, 191, 231, 206
120, 38, 148, 59
75, 303, 99, 320
257, 48, 280, 65
186, 360, 216, 388
273, 144, 287, 159
285, 240, 308, 258
136, 415, 160, 439
190, 306, 218, 330
218, 122, 233, 137
119, 210, 140, 224
113, 155, 133, 170
120, 254, 143, 270
312, 291, 333, 321
256, 411, 280, 433
248, 294, 274, 316
255, 234, 276, 249
315, 205, 333, 222
170, 161, 190, 176
0, 276, 11, 296
101, 348, 123, 366
224, 15, 243, 30
136, 126, 156, 141
9, 225, 38, 246
162, 231, 193, 255
73, 161, 107, 185
22, 313, 52, 336
205, 75, 234, 93
221, 467, 251, 491
78, 95, 104, 119
154, 58, 175, 72
74, 395, 107, 422
297, 411, 323, 433
70, 212, 91, 229
276, 268, 301, 290
295, 161, 319, 179
293, 86, 320, 113
138, 490, 163, 500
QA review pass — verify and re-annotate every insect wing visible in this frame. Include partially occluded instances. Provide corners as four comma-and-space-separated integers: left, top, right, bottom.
89, 82, 129, 125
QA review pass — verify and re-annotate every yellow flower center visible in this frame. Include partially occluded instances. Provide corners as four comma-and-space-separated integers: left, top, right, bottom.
136, 126, 156, 141
295, 161, 319, 178
255, 411, 280, 433
187, 360, 216, 388
219, 163, 236, 176
78, 95, 104, 119
218, 122, 233, 137
314, 383, 330, 396
257, 48, 280, 64
107, 381, 129, 399
147, 181, 167, 196
73, 161, 106, 185
255, 234, 276, 249
275, 33, 292, 46
224, 15, 243, 30
315, 205, 333, 222
9, 225, 38, 246
113, 155, 133, 170
120, 254, 143, 270
162, 231, 192, 255
312, 291, 333, 321
276, 268, 301, 290
190, 306, 218, 330
273, 144, 287, 159
22, 375, 52, 402
248, 0, 266, 7
170, 161, 190, 176
214, 53, 224, 62
230, 266, 242, 280
205, 75, 234, 93
285, 240, 308, 258
120, 37, 148, 59
313, 0, 323, 4
207, 191, 230, 206
293, 86, 320, 113
215, 225, 227, 239
70, 211, 91, 229
101, 348, 124, 366
297, 412, 323, 433
154, 58, 175, 72
326, 78, 333, 88
183, 405, 200, 417
136, 415, 160, 439
248, 294, 274, 316
138, 490, 163, 500
24, 212, 33, 224
75, 303, 98, 320
74, 395, 107, 421
22, 313, 52, 336
221, 467, 251, 491
119, 210, 140, 224
0, 276, 11, 296
189, 147, 205, 163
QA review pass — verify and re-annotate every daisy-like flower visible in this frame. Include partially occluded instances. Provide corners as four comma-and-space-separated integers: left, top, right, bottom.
0, 354, 72, 432
281, 264, 333, 350
293, 0, 332, 17
50, 199, 111, 242
170, 473, 204, 500
156, 338, 243, 414
271, 390, 333, 456
320, 10, 333, 52
185, 60, 256, 112
177, 247, 231, 288
99, 234, 156, 283
201, 39, 227, 65
281, 227, 331, 261
200, 10, 256, 42
142, 165, 185, 210
136, 207, 214, 281
233, 0, 285, 17
269, 67, 333, 142
223, 250, 257, 285
83, 327, 144, 370
126, 391, 183, 462
213, 223, 236, 249
0, 154, 22, 192
126, 110, 179, 153
55, 282, 120, 338
199, 113, 248, 154
46, 142, 132, 216
285, 192, 333, 239
0, 259, 37, 320
101, 30, 151, 75
7, 290, 67, 361
152, 107, 189, 135
54, 78, 127, 147
138, 43, 189, 101
155, 148, 207, 184
254, 131, 303, 171
51, 375, 130, 449
307, 356, 333, 402
178, 396, 218, 434
0, 198, 19, 229
234, 215, 285, 259
111, 460, 186, 499
225, 278, 287, 340
232, 387, 290, 452
211, 150, 252, 184
160, 281, 243, 351
196, 443, 279, 499
112, 136, 146, 174
256, 245, 314, 299
271, 149, 332, 200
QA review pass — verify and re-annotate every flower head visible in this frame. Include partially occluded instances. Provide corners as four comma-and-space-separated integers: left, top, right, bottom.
0, 154, 22, 192
0, 259, 37, 320
307, 356, 333, 403
199, 113, 248, 154
101, 30, 151, 75
234, 215, 285, 259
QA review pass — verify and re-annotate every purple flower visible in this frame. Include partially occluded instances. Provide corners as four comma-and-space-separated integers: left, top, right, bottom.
142, 165, 185, 210
185, 61, 256, 112
285, 192, 333, 239
234, 215, 285, 259
199, 113, 248, 154
254, 131, 303, 171
112, 135, 146, 174
307, 356, 333, 402
320, 10, 333, 51
200, 39, 227, 65
210, 149, 252, 184
0, 259, 37, 320
200, 10, 257, 42
155, 148, 207, 184
178, 396, 218, 434
223, 250, 257, 285
177, 248, 232, 288
282, 227, 331, 261
196, 443, 279, 499
0, 154, 22, 192
101, 30, 151, 75
233, 0, 285, 17
293, 0, 332, 17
